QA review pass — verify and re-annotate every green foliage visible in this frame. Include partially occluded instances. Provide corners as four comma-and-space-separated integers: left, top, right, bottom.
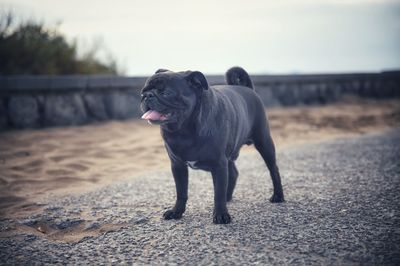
0, 11, 120, 75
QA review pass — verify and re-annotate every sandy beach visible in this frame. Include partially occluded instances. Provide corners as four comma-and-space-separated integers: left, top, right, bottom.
1, 96, 399, 219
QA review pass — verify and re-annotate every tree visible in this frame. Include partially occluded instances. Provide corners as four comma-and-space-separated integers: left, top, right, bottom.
0, 10, 121, 75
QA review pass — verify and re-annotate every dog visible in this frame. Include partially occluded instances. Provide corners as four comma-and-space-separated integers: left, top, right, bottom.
140, 66, 284, 224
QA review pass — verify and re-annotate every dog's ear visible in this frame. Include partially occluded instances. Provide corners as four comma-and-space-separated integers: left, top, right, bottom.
155, 69, 169, 74
185, 71, 208, 91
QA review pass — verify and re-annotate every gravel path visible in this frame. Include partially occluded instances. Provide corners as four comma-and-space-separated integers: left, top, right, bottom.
1, 130, 399, 265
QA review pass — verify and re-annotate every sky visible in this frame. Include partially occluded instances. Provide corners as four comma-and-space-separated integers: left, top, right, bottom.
1, 0, 400, 75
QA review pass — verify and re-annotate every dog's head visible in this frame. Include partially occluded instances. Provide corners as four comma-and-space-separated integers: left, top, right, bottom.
140, 69, 208, 130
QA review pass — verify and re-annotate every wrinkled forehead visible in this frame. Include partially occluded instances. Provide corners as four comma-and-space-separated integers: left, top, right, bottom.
141, 72, 185, 93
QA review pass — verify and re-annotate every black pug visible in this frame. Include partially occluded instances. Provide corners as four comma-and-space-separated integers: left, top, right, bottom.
140, 66, 284, 224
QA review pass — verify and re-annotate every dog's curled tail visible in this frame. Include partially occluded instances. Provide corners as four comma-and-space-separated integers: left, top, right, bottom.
225, 66, 254, 90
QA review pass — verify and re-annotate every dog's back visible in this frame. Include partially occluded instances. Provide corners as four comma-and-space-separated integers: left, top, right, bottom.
201, 68, 265, 161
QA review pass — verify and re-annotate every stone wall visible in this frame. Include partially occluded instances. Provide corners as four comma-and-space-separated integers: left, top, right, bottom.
0, 76, 146, 130
0, 71, 399, 130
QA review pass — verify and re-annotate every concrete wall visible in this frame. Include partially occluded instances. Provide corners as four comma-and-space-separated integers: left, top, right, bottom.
0, 71, 399, 130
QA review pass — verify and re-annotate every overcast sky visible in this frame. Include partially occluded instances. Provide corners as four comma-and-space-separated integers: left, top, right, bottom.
1, 0, 400, 75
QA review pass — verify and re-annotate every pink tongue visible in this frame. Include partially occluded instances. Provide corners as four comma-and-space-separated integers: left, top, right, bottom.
141, 110, 164, 121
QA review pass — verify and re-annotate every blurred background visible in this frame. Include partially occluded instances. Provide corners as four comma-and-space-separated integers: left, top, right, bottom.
1, 0, 400, 75
0, 0, 399, 219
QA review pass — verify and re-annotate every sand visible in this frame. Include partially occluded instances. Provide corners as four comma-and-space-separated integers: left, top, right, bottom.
1, 96, 399, 219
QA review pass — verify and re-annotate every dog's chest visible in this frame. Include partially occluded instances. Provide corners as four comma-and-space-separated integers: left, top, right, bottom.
164, 133, 218, 171
165, 135, 214, 159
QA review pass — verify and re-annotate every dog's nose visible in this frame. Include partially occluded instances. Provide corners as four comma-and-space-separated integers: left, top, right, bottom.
143, 91, 155, 100
142, 91, 155, 101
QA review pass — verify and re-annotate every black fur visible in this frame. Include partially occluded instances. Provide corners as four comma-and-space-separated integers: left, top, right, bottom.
225, 66, 254, 89
140, 66, 284, 224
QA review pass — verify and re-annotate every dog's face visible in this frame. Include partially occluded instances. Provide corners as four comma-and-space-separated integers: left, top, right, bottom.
140, 69, 208, 130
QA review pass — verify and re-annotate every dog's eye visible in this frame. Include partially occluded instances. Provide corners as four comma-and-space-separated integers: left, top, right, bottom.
159, 89, 173, 97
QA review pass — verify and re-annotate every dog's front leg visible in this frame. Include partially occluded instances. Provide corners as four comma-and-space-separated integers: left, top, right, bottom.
211, 159, 231, 224
163, 161, 188, 220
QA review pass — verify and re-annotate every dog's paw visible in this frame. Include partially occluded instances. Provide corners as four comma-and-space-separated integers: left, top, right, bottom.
270, 193, 285, 203
213, 212, 231, 224
163, 209, 184, 220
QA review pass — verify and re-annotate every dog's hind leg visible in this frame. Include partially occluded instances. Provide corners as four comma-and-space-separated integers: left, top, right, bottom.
253, 125, 285, 203
227, 161, 238, 202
